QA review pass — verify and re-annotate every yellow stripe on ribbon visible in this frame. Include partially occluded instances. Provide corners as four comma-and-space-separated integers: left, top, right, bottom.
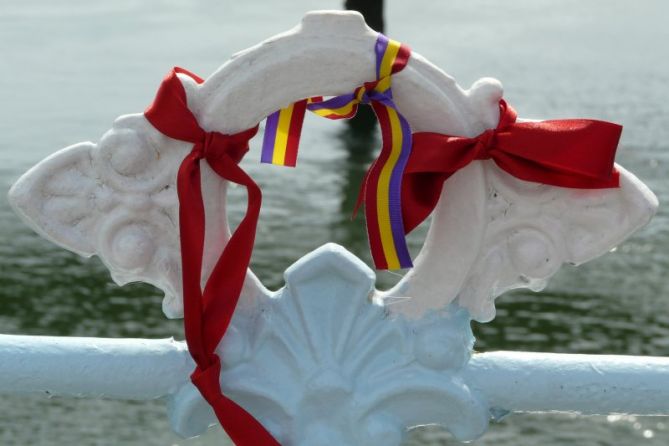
271, 102, 294, 164
375, 106, 405, 270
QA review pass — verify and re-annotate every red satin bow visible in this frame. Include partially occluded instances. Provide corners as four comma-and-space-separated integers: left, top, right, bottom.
145, 67, 280, 446
401, 100, 622, 232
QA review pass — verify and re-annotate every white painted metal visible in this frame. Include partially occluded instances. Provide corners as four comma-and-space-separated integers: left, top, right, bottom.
5, 335, 669, 416
3, 10, 662, 445
467, 351, 669, 416
2, 330, 669, 433
0, 334, 192, 400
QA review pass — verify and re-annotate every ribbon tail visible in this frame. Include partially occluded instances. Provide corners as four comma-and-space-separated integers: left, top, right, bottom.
176, 150, 207, 366
192, 154, 279, 445
201, 156, 262, 352
213, 391, 282, 445
191, 357, 280, 446
147, 66, 280, 445
365, 102, 413, 270
261, 99, 307, 167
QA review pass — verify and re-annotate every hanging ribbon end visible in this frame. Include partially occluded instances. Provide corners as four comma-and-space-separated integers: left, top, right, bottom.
261, 100, 307, 167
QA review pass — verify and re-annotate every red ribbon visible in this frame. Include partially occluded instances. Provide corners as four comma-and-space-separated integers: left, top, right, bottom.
145, 67, 280, 446
143, 67, 622, 446
400, 100, 622, 232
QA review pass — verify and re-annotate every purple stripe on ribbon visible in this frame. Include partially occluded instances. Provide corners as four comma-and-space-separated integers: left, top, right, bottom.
307, 92, 358, 112
366, 89, 394, 107
261, 110, 280, 163
375, 34, 389, 79
388, 110, 413, 268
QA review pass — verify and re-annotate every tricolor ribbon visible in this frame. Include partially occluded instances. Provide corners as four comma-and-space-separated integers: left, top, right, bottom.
262, 33, 414, 270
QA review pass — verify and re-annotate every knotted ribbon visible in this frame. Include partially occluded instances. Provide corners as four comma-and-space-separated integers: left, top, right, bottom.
401, 100, 622, 232
261, 33, 414, 270
144, 67, 280, 446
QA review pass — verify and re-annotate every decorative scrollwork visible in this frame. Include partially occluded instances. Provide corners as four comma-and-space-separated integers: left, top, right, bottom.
171, 244, 488, 445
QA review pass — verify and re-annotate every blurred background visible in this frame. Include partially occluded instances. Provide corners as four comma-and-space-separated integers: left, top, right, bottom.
1, 0, 668, 444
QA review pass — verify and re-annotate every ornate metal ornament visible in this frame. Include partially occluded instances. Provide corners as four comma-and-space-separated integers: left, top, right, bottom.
4, 11, 661, 445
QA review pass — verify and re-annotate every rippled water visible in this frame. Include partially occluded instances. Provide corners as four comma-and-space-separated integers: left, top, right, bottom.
1, 0, 668, 444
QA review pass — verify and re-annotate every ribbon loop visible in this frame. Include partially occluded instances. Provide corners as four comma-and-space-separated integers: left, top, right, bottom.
401, 100, 621, 232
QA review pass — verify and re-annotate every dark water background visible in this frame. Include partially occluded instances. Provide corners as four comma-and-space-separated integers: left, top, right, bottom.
1, 0, 668, 444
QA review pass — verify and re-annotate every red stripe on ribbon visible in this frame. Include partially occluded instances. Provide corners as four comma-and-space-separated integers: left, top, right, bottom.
365, 101, 395, 269
391, 44, 411, 74
285, 99, 307, 167
145, 67, 280, 446
401, 100, 622, 233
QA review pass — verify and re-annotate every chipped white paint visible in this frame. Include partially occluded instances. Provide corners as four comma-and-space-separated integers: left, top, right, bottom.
3, 10, 662, 445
